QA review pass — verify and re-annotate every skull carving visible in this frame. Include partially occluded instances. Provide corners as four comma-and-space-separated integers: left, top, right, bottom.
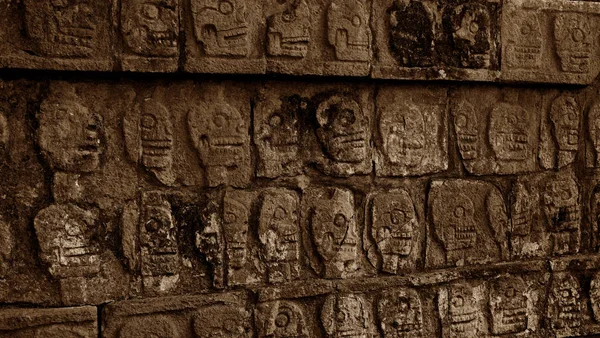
197, 200, 225, 288
450, 3, 492, 69
371, 190, 418, 274
267, 0, 311, 58
188, 94, 250, 187
256, 97, 301, 178
191, 0, 250, 57
488, 92, 529, 161
379, 102, 425, 167
446, 283, 478, 337
588, 100, 600, 166
223, 193, 250, 270
550, 94, 580, 153
259, 189, 300, 284
435, 193, 477, 261
124, 94, 175, 186
506, 10, 542, 69
193, 305, 253, 338
510, 182, 533, 237
119, 316, 180, 338
259, 300, 308, 338
554, 13, 592, 73
548, 272, 583, 329
139, 192, 178, 277
311, 188, 359, 278
322, 293, 371, 338
489, 276, 528, 335
378, 288, 423, 338
121, 0, 179, 57
327, 0, 371, 62
316, 95, 368, 164
542, 176, 580, 255
388, 1, 435, 67
453, 100, 479, 161
37, 86, 103, 173
24, 0, 98, 57
34, 203, 101, 279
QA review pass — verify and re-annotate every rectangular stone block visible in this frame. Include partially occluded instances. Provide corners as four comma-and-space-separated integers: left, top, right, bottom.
0, 306, 97, 337
371, 0, 501, 81
0, 0, 115, 71
374, 85, 448, 176
265, 0, 373, 76
102, 292, 253, 337
501, 0, 600, 85
183, 1, 267, 74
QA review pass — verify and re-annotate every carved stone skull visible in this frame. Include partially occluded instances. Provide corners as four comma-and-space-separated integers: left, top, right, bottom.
191, 0, 249, 56
223, 194, 249, 270
388, 1, 435, 67
267, 0, 311, 58
371, 190, 417, 274
316, 95, 368, 164
488, 92, 529, 161
447, 283, 478, 336
379, 103, 425, 167
38, 88, 103, 173
378, 288, 423, 338
489, 276, 528, 335
140, 193, 178, 276
260, 300, 308, 338
554, 13, 592, 73
327, 0, 370, 61
542, 176, 580, 255
24, 0, 97, 57
548, 272, 582, 329
121, 0, 179, 56
453, 100, 479, 161
322, 294, 370, 338
311, 188, 359, 278
450, 3, 491, 68
437, 193, 477, 253
258, 189, 300, 283
588, 101, 600, 166
550, 94, 580, 153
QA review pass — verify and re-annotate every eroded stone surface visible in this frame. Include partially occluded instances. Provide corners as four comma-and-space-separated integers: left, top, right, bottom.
0, 306, 97, 338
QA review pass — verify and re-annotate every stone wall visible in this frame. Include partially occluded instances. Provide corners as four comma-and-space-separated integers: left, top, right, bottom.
1, 0, 600, 337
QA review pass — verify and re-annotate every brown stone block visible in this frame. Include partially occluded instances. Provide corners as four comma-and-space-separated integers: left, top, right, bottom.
372, 0, 501, 81
374, 85, 448, 176
0, 306, 97, 337
501, 0, 600, 85
183, 0, 267, 74
265, 0, 372, 76
0, 0, 115, 71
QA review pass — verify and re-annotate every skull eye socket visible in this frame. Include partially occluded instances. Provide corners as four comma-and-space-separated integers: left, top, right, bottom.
219, 0, 234, 14
336, 311, 346, 322
452, 295, 464, 307
455, 114, 468, 128
275, 308, 292, 328
454, 205, 466, 218
269, 113, 283, 127
334, 213, 347, 228
505, 287, 516, 298
571, 28, 585, 42
212, 114, 226, 128
469, 21, 480, 34
273, 206, 286, 220
390, 209, 406, 225
141, 114, 157, 129
565, 112, 577, 122
224, 211, 237, 224
520, 24, 531, 36
141, 3, 160, 20
336, 109, 356, 127
352, 15, 361, 27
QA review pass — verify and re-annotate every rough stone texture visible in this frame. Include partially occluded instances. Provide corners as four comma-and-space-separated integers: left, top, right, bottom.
6, 1, 600, 337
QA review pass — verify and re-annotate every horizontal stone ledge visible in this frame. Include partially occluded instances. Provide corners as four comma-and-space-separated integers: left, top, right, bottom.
0, 0, 599, 85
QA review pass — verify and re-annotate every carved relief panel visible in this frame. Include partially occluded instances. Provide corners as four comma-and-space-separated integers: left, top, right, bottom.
365, 190, 423, 274
0, 0, 113, 71
540, 92, 581, 169
378, 288, 424, 338
255, 300, 310, 337
501, 0, 600, 85
186, 0, 266, 74
427, 179, 508, 268
547, 272, 587, 336
188, 84, 252, 187
375, 85, 448, 176
321, 293, 377, 338
438, 280, 486, 338
303, 187, 364, 279
451, 87, 542, 175
372, 0, 500, 81
120, 0, 180, 71
0, 307, 97, 338
102, 292, 253, 338
509, 171, 582, 260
